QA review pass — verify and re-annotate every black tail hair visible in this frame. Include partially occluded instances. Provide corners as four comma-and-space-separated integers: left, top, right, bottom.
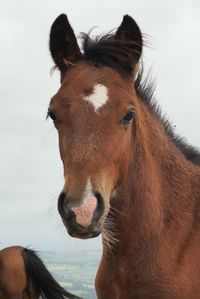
22, 248, 83, 299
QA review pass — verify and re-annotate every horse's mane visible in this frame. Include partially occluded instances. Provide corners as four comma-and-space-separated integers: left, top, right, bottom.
81, 32, 139, 75
81, 33, 200, 165
135, 70, 200, 165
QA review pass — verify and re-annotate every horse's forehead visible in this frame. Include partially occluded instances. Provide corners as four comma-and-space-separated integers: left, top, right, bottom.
59, 64, 132, 109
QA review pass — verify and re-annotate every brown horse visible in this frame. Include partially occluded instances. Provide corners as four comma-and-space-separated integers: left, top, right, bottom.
48, 14, 200, 299
0, 246, 81, 299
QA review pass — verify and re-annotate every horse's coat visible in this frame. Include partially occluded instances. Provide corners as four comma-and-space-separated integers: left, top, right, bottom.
49, 13, 200, 299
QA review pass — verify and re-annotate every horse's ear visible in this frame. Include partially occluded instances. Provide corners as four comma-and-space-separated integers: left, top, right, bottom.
115, 15, 143, 63
49, 14, 82, 74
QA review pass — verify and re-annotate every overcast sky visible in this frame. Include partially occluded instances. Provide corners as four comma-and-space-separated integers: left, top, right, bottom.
0, 0, 199, 252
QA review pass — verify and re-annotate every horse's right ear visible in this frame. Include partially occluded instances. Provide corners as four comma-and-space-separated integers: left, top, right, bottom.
115, 15, 143, 64
49, 14, 82, 74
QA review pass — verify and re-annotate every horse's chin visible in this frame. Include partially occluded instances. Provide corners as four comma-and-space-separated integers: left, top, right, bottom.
61, 216, 102, 239
61, 220, 101, 239
67, 229, 101, 239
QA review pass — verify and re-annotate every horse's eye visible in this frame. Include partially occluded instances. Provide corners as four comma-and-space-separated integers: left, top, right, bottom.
121, 109, 136, 125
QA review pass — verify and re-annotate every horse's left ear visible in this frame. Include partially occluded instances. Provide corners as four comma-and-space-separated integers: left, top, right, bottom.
49, 14, 82, 74
115, 15, 143, 63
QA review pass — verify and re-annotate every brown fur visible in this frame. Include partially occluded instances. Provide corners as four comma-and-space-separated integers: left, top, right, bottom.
49, 14, 200, 298
0, 246, 32, 299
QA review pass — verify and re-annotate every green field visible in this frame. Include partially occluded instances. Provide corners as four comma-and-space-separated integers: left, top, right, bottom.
40, 250, 101, 299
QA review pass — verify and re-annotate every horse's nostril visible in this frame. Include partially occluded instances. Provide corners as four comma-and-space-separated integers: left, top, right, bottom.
57, 191, 104, 238
94, 192, 104, 221
57, 192, 67, 216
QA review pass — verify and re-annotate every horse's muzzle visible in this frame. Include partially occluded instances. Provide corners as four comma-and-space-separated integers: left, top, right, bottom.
57, 191, 104, 239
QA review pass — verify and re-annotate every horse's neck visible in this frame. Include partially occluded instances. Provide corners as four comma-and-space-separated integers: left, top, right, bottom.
106, 104, 200, 258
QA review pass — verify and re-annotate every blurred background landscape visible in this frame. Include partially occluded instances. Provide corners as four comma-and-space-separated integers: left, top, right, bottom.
41, 250, 100, 299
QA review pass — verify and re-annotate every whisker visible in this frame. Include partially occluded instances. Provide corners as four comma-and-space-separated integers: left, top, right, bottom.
109, 205, 124, 216
101, 212, 119, 250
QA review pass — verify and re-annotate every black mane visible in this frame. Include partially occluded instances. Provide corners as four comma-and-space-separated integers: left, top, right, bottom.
22, 248, 81, 299
82, 32, 140, 75
135, 70, 200, 165
81, 33, 200, 165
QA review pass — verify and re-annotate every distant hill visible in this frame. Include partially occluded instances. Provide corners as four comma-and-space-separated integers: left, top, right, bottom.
40, 250, 101, 299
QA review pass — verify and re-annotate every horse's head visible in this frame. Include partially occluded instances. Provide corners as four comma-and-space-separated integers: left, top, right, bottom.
48, 14, 142, 239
